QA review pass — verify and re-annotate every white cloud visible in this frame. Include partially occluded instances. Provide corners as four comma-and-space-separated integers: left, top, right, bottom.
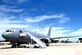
59, 16, 70, 23
2, 0, 27, 5
0, 24, 29, 29
31, 27, 70, 38
25, 14, 70, 23
8, 9, 23, 12
18, 0, 27, 3
70, 28, 82, 35
0, 5, 23, 12
0, 19, 30, 29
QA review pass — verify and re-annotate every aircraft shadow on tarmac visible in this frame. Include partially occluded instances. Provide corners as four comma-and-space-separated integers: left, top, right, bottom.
0, 47, 29, 49
0, 47, 13, 49
0, 46, 45, 49
0, 44, 76, 49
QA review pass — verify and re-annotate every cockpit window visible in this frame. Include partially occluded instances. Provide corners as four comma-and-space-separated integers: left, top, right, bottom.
6, 30, 12, 32
6, 30, 9, 32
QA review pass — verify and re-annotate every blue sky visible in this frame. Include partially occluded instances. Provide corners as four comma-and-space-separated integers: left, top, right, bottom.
0, 0, 82, 41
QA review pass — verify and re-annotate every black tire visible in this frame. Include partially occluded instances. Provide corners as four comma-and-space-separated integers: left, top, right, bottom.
46, 44, 49, 46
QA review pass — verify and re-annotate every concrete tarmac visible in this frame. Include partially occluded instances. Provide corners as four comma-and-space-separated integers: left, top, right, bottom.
0, 43, 82, 55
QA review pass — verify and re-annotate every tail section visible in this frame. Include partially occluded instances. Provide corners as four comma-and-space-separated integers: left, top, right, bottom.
47, 27, 51, 37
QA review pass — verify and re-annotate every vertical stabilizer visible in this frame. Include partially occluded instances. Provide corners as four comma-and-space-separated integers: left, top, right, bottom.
47, 27, 51, 37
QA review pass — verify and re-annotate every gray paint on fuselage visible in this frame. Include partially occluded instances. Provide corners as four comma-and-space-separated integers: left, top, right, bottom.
26, 30, 49, 39
2, 29, 50, 43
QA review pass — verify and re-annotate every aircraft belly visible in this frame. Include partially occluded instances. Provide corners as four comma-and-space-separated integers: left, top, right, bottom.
18, 37, 31, 43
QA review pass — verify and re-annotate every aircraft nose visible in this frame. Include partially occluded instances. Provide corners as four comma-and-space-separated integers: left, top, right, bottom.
2, 32, 11, 39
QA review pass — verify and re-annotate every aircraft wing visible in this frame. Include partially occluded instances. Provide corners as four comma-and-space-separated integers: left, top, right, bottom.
26, 32, 46, 48
50, 35, 81, 39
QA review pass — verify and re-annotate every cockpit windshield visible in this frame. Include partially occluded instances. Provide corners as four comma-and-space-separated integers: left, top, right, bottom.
6, 30, 13, 32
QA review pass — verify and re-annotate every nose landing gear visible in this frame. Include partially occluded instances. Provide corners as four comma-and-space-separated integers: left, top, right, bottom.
11, 42, 20, 48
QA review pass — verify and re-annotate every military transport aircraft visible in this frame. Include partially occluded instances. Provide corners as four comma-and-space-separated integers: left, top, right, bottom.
2, 27, 80, 48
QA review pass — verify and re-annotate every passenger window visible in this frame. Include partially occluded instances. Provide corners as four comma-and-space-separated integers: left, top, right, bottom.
6, 30, 10, 32
20, 30, 22, 33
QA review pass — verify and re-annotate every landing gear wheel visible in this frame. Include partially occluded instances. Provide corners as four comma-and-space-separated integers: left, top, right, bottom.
11, 44, 16, 48
17, 42, 20, 48
46, 44, 49, 46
